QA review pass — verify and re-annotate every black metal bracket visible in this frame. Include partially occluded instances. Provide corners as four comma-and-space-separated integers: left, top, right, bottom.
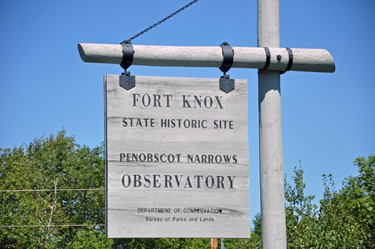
258, 47, 271, 74
280, 47, 293, 74
219, 42, 235, 93
119, 40, 135, 90
258, 47, 294, 74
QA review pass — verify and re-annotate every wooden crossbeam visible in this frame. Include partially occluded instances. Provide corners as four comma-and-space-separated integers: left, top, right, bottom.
78, 43, 335, 73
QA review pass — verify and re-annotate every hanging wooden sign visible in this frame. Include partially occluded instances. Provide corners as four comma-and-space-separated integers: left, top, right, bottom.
105, 75, 250, 238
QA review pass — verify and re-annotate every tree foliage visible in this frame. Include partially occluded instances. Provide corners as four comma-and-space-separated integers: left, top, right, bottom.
0, 130, 260, 248
253, 157, 375, 248
1, 130, 373, 248
0, 130, 107, 248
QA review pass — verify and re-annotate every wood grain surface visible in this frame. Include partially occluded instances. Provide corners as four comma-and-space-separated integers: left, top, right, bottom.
105, 75, 250, 238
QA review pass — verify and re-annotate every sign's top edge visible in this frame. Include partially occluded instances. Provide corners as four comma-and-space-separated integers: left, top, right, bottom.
104, 74, 247, 81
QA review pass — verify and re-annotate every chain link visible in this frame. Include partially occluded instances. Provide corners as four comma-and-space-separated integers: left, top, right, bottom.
125, 0, 199, 42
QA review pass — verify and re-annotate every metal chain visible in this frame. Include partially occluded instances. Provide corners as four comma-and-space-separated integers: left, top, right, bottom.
125, 0, 199, 42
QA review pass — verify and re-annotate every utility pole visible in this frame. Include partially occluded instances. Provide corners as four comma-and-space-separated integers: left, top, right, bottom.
258, 0, 287, 248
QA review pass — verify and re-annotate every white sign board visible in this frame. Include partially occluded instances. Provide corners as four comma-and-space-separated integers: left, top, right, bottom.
105, 75, 249, 238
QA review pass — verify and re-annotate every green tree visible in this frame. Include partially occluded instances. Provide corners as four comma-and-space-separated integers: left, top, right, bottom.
0, 130, 106, 248
1, 130, 262, 248
333, 155, 375, 247
11, 130, 365, 248
255, 156, 375, 248
221, 235, 262, 249
284, 164, 320, 248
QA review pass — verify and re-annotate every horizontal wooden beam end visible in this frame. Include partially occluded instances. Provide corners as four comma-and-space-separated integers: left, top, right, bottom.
77, 43, 335, 73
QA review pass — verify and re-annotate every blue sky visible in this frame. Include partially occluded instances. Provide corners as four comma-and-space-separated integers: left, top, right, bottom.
1, 0, 374, 227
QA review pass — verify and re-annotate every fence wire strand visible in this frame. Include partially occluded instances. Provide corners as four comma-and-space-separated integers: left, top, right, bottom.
0, 224, 104, 228
1, 189, 104, 192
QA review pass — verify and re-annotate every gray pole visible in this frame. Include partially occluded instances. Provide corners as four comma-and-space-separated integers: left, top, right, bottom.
257, 0, 287, 248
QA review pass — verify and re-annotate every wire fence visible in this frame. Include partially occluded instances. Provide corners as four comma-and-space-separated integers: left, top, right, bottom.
0, 224, 104, 228
1, 189, 104, 192
1, 188, 105, 228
